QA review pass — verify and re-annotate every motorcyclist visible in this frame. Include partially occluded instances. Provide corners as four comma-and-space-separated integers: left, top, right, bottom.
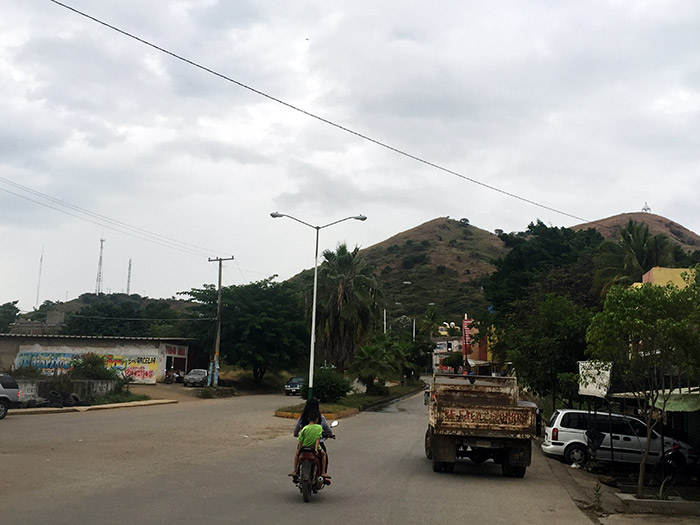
293, 398, 334, 439
294, 398, 334, 475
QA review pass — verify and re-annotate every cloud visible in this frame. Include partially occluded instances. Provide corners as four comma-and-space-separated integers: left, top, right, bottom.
1, 0, 700, 311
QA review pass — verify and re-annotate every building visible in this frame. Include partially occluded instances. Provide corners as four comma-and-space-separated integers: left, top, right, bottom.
0, 334, 191, 384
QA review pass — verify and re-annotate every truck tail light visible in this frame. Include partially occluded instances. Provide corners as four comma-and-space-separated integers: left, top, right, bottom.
552, 428, 558, 441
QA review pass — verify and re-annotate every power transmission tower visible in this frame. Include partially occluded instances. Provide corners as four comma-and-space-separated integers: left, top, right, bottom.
126, 259, 132, 295
95, 237, 105, 294
208, 256, 234, 387
35, 245, 44, 309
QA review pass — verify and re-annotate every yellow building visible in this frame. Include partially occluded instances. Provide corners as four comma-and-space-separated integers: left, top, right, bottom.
632, 267, 696, 289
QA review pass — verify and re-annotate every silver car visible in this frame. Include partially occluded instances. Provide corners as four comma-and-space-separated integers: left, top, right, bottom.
541, 408, 697, 466
0, 374, 20, 419
183, 369, 209, 387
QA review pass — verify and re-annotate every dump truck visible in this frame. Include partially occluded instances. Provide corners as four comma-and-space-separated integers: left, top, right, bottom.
424, 373, 537, 477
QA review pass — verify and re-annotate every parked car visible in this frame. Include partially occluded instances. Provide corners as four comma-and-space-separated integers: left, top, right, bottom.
285, 376, 304, 396
541, 409, 697, 466
183, 369, 208, 387
0, 373, 21, 419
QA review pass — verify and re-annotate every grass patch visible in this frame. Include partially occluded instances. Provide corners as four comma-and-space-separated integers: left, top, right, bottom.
91, 391, 150, 405
280, 382, 425, 414
217, 365, 294, 393
198, 386, 238, 399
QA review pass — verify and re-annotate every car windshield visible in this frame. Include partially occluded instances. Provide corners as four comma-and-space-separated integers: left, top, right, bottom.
189, 370, 206, 376
289, 377, 303, 383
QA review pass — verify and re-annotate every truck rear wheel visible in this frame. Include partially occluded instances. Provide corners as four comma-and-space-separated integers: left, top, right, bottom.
425, 427, 433, 460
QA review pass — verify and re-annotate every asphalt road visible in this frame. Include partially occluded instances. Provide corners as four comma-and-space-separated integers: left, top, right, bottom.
1, 391, 593, 524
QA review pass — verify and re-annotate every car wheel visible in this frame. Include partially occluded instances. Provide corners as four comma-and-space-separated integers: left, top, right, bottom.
564, 443, 588, 466
0, 400, 8, 419
285, 392, 290, 396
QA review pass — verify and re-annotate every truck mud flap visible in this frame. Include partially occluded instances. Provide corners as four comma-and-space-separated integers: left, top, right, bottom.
506, 441, 532, 467
432, 434, 457, 462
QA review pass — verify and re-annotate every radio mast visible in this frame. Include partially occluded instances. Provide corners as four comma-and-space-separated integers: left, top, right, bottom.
126, 258, 132, 295
35, 245, 44, 309
95, 237, 105, 294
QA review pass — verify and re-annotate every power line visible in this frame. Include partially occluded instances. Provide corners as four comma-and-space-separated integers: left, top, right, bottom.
0, 177, 225, 258
47, 0, 589, 224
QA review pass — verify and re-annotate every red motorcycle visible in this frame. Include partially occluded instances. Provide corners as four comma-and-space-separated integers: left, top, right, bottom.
292, 420, 338, 502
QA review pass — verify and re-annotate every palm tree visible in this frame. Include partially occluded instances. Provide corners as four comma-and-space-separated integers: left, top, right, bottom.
348, 334, 396, 394
594, 220, 674, 294
315, 243, 381, 371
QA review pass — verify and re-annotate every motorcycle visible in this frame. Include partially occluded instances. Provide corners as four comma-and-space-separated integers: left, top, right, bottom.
292, 420, 338, 502
652, 442, 698, 484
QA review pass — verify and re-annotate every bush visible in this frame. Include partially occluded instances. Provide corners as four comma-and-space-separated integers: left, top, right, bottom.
7, 365, 43, 378
300, 368, 352, 403
70, 353, 120, 381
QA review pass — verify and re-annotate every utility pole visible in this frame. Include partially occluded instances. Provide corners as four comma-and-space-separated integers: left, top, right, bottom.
208, 256, 234, 387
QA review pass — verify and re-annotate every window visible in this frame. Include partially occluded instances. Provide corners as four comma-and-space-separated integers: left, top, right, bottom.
561, 412, 588, 430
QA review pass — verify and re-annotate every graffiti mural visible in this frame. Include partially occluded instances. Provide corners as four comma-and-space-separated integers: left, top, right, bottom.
14, 346, 160, 384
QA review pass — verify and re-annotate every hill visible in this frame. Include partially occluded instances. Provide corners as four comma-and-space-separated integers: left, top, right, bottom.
572, 212, 700, 251
360, 217, 507, 324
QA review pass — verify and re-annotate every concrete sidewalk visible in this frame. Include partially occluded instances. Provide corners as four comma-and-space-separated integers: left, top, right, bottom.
541, 443, 700, 523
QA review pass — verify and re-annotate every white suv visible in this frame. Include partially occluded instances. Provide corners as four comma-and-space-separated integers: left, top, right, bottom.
541, 409, 697, 466
0, 373, 21, 419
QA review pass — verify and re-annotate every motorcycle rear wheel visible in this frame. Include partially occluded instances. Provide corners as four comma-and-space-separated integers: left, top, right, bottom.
301, 462, 313, 502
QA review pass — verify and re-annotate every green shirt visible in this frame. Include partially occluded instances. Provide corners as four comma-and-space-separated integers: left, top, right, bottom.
298, 423, 323, 450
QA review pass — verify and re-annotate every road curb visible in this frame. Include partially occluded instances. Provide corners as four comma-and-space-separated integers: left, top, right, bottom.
8, 399, 178, 415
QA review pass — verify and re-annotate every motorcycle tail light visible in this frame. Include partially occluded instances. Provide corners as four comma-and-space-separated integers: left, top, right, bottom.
552, 428, 558, 441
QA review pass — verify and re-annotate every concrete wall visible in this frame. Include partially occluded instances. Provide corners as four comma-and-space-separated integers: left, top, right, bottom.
16, 379, 120, 402
0, 336, 189, 384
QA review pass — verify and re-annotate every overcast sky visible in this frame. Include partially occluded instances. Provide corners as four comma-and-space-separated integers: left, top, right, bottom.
2, 0, 700, 312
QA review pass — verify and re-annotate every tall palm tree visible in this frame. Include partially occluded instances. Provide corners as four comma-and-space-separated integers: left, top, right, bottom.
594, 220, 674, 294
315, 243, 381, 371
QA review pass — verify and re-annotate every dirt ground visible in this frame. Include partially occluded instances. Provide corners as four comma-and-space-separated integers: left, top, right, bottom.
128, 382, 204, 402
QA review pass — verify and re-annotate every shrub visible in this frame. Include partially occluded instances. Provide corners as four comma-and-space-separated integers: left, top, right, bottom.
70, 353, 120, 381
300, 368, 351, 403
8, 365, 43, 378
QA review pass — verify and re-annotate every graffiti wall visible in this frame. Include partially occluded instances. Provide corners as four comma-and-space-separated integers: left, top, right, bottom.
14, 344, 160, 384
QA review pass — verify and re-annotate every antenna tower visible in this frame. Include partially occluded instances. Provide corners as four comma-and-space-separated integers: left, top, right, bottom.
95, 237, 105, 294
35, 245, 44, 309
126, 258, 132, 295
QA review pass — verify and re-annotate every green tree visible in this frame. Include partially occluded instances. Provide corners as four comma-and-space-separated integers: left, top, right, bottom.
506, 293, 593, 409
348, 334, 396, 395
62, 298, 146, 336
0, 301, 19, 332
593, 220, 675, 294
182, 278, 308, 386
485, 221, 603, 315
586, 275, 700, 497
315, 243, 381, 371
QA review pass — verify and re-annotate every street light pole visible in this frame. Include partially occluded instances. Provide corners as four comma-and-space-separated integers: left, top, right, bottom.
271, 212, 366, 400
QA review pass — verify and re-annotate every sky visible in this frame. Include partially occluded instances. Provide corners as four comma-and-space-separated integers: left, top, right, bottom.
2, 0, 700, 312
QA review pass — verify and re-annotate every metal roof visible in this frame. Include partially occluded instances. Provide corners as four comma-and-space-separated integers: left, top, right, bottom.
0, 333, 194, 341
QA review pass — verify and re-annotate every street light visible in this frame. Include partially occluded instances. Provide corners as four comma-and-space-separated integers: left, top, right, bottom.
270, 211, 367, 400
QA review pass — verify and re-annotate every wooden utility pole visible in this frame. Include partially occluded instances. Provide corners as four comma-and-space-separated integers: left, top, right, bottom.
208, 256, 234, 387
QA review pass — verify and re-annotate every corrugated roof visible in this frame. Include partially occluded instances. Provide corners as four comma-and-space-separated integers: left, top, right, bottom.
0, 333, 194, 341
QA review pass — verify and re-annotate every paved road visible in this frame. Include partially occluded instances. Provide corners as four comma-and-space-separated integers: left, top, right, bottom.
2, 392, 593, 524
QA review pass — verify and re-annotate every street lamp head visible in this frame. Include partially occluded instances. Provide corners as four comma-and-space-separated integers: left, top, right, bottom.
354, 214, 367, 221
270, 212, 284, 218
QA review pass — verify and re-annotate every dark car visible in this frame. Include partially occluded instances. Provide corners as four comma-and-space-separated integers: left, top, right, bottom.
285, 376, 304, 396
0, 373, 21, 419
183, 369, 208, 387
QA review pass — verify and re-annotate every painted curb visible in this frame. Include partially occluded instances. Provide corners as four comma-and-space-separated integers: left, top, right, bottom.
275, 408, 359, 420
